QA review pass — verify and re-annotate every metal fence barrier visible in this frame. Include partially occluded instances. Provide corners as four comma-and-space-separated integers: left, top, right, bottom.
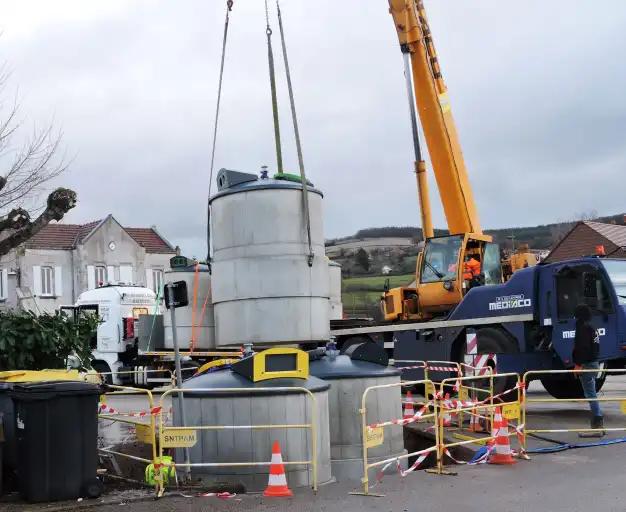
351, 378, 438, 496
98, 385, 159, 490
433, 373, 523, 474
155, 386, 320, 497
521, 368, 626, 454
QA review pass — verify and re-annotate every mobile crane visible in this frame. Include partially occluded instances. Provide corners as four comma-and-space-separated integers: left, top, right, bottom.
330, 0, 626, 398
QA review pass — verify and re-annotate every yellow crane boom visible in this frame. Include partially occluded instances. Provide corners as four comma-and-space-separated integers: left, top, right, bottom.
389, 0, 481, 235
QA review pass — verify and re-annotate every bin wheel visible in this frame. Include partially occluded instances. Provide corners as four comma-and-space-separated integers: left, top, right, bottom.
82, 477, 104, 499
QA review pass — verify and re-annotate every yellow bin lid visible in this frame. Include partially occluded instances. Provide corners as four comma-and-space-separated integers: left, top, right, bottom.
0, 369, 98, 383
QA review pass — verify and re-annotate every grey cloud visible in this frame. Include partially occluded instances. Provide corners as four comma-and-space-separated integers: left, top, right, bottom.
1, 0, 625, 258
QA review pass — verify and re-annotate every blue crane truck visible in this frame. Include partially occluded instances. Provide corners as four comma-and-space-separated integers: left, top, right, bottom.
331, 255, 626, 398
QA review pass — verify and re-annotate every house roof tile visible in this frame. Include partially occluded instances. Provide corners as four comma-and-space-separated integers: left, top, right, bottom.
584, 221, 626, 249
24, 218, 175, 253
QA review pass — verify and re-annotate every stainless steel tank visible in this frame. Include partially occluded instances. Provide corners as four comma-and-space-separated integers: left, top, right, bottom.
209, 169, 330, 346
328, 260, 343, 320
174, 370, 332, 491
163, 264, 215, 350
309, 345, 406, 481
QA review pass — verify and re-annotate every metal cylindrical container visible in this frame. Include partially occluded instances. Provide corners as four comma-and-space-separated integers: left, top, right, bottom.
328, 260, 343, 320
163, 264, 215, 350
309, 353, 405, 481
174, 371, 332, 491
209, 169, 330, 346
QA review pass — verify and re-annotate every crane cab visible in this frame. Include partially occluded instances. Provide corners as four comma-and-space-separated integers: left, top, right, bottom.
382, 233, 502, 321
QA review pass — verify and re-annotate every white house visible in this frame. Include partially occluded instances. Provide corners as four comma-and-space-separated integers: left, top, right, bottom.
0, 214, 176, 313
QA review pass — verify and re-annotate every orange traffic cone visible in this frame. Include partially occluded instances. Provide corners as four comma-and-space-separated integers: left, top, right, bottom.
264, 441, 293, 497
488, 407, 516, 465
403, 391, 416, 420
469, 410, 486, 432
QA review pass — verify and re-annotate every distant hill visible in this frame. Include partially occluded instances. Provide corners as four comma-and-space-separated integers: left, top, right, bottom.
326, 212, 626, 251
326, 212, 626, 279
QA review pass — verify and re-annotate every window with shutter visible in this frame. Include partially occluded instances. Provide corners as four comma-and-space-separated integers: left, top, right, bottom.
41, 266, 54, 296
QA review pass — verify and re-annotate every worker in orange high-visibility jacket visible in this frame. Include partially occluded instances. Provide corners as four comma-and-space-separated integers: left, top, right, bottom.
463, 254, 481, 281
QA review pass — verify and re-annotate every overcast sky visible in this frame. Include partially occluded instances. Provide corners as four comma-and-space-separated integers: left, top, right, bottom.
2, 1, 625, 257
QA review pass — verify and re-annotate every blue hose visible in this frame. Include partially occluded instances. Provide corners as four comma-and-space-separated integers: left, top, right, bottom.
526, 436, 626, 454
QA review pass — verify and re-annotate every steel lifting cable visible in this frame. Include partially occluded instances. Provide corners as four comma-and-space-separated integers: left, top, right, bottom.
276, 0, 314, 266
265, 0, 284, 174
206, 0, 234, 269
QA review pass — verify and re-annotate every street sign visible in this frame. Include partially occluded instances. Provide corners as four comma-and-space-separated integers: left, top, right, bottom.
164, 281, 188, 309
365, 426, 384, 448
162, 428, 197, 448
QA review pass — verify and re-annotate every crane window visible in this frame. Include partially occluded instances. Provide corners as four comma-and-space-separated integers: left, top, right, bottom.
420, 236, 463, 284
556, 265, 613, 319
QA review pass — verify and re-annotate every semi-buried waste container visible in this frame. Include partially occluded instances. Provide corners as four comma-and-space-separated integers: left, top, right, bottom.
9, 381, 103, 503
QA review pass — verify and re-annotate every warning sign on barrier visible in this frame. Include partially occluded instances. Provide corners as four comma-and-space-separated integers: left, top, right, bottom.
621, 401, 626, 414
366, 426, 384, 448
458, 386, 469, 401
502, 403, 520, 420
162, 428, 197, 448
425, 381, 435, 398
135, 423, 153, 445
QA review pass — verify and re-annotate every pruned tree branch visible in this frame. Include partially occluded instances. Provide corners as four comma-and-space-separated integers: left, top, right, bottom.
0, 188, 76, 255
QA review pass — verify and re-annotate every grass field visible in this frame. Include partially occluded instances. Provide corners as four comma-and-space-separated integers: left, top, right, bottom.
342, 273, 415, 318
342, 273, 414, 292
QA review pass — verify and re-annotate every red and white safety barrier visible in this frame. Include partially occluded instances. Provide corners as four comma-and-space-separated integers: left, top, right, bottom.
99, 403, 162, 417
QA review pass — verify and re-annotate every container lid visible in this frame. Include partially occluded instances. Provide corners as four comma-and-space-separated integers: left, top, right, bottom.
209, 168, 323, 203
9, 380, 101, 401
310, 354, 400, 380
180, 369, 329, 398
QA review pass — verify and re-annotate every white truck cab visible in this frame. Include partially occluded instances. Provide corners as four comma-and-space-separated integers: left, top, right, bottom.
64, 284, 160, 383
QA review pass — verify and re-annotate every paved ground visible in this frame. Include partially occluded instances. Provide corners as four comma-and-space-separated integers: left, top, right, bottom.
4, 376, 626, 511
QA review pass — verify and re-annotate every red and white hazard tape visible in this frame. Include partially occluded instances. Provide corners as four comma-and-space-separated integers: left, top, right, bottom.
99, 403, 162, 417
427, 366, 458, 372
369, 380, 522, 431
372, 447, 436, 487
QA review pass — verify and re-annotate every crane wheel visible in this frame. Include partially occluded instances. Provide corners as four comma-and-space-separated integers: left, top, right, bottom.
540, 364, 606, 399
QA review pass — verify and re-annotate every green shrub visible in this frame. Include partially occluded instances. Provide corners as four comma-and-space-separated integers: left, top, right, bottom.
0, 310, 99, 370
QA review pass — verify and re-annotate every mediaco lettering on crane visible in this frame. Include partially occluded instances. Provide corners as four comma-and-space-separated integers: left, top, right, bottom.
488, 294, 532, 311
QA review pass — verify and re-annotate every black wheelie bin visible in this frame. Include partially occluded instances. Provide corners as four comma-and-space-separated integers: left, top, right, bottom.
9, 381, 103, 502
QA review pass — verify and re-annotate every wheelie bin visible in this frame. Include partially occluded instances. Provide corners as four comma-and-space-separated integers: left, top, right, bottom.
9, 381, 103, 502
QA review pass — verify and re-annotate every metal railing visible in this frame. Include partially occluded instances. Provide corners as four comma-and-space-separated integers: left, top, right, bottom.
431, 373, 522, 474
98, 385, 159, 490
521, 368, 626, 454
155, 386, 319, 497
352, 378, 438, 496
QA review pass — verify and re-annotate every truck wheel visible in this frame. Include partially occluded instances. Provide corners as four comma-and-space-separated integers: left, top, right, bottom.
92, 361, 113, 385
540, 366, 606, 399
475, 327, 519, 396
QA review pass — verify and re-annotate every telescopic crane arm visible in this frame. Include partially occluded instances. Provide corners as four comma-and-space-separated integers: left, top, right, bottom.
388, 0, 482, 236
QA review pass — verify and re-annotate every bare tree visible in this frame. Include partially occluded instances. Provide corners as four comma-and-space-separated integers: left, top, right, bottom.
0, 63, 76, 257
